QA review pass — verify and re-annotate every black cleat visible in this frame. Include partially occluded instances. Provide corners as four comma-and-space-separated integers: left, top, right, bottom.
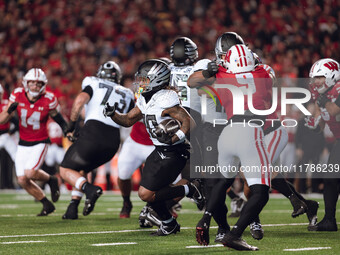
150, 219, 180, 236
187, 179, 205, 210
229, 197, 246, 218
306, 200, 319, 226
37, 200, 55, 216
196, 214, 211, 246
120, 201, 133, 218
308, 217, 338, 231
215, 227, 228, 244
290, 194, 307, 218
222, 232, 259, 251
83, 185, 103, 216
48, 176, 60, 203
249, 221, 264, 240
62, 202, 78, 220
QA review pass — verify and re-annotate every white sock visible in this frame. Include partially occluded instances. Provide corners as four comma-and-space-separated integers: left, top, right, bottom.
75, 177, 86, 190
184, 184, 189, 196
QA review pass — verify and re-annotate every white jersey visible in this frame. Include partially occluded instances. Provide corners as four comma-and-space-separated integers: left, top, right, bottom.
82, 76, 134, 128
169, 63, 201, 113
193, 59, 226, 123
136, 89, 182, 146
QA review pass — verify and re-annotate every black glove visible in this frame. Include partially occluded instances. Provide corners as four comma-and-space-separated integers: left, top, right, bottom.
202, 61, 219, 78
103, 102, 116, 117
316, 94, 330, 108
155, 128, 173, 145
7, 102, 18, 114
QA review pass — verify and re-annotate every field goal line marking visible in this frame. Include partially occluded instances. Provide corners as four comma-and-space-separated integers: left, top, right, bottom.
283, 247, 331, 251
0, 223, 312, 239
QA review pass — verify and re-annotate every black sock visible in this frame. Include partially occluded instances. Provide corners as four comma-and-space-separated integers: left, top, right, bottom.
271, 176, 293, 198
149, 201, 172, 221
123, 195, 131, 203
70, 199, 80, 206
231, 184, 269, 237
206, 178, 233, 212
213, 204, 230, 231
81, 182, 89, 192
227, 188, 239, 200
323, 178, 339, 219
154, 186, 185, 202
286, 180, 306, 202
165, 199, 177, 210
40, 197, 50, 207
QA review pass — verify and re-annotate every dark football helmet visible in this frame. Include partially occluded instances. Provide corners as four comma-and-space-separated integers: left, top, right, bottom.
170, 37, 198, 66
215, 32, 244, 67
135, 59, 170, 96
96, 61, 122, 84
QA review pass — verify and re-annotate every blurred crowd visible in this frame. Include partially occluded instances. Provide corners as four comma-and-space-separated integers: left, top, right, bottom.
0, 0, 339, 116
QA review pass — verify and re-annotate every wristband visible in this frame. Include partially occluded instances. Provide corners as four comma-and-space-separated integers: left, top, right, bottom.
175, 129, 186, 140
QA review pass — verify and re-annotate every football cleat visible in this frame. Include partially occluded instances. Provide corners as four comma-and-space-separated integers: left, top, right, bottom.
139, 205, 162, 227
62, 202, 78, 220
196, 214, 211, 245
139, 218, 153, 228
229, 197, 246, 218
187, 179, 206, 210
37, 200, 55, 216
308, 217, 338, 231
150, 219, 180, 236
120, 201, 133, 218
290, 193, 307, 218
306, 200, 319, 226
215, 227, 228, 244
249, 221, 264, 240
222, 232, 259, 251
83, 185, 103, 216
48, 176, 60, 203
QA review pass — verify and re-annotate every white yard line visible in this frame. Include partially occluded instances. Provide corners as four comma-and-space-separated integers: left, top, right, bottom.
1, 241, 46, 244
91, 242, 137, 246
0, 223, 319, 239
283, 247, 331, 251
186, 244, 224, 248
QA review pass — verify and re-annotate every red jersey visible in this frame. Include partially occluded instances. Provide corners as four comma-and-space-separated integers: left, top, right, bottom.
216, 66, 272, 120
0, 99, 10, 132
47, 118, 63, 146
311, 81, 340, 139
130, 121, 153, 146
9, 88, 59, 142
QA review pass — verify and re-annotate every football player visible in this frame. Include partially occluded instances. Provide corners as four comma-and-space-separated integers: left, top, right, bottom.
0, 68, 67, 216
118, 121, 154, 218
306, 58, 340, 231
60, 61, 135, 219
104, 59, 204, 236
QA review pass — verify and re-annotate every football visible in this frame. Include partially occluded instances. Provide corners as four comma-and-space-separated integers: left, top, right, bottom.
155, 118, 181, 136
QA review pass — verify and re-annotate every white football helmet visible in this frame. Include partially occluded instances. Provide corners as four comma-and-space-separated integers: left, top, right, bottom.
22, 68, 48, 97
309, 58, 340, 93
225, 44, 255, 73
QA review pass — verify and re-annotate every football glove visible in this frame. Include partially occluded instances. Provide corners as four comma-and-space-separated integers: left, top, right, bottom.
316, 94, 330, 108
7, 102, 18, 114
202, 61, 218, 78
103, 102, 116, 117
155, 127, 173, 145
304, 115, 321, 132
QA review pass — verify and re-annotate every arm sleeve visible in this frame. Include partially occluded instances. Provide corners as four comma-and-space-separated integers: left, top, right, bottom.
82, 85, 93, 100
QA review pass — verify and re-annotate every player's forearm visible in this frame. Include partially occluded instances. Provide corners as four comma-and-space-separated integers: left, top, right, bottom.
70, 92, 89, 121
111, 113, 135, 127
325, 102, 340, 116
187, 71, 215, 88
0, 111, 11, 124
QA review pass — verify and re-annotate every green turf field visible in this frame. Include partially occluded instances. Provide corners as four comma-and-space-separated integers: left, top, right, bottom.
0, 191, 339, 254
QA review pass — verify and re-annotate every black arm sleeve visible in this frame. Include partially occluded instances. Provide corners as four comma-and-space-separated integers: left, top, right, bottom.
335, 94, 340, 108
52, 113, 68, 136
82, 85, 93, 100
127, 99, 135, 112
